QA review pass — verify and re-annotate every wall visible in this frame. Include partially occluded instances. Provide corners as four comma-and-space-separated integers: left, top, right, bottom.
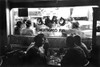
9, 35, 92, 49
0, 0, 7, 56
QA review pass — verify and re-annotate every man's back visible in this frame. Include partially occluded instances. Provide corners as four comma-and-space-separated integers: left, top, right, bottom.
61, 47, 88, 67
21, 28, 33, 36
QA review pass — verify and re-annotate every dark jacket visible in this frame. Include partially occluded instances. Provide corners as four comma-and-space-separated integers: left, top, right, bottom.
61, 47, 88, 67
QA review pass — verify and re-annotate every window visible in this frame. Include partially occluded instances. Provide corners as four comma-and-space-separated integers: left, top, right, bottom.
10, 7, 93, 38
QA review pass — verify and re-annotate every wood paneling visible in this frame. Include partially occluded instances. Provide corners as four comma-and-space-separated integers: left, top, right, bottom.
9, 35, 92, 49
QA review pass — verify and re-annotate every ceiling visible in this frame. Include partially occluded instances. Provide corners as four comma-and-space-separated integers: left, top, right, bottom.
7, 0, 100, 9
7, 0, 93, 3
7, 0, 100, 5
8, 0, 67, 2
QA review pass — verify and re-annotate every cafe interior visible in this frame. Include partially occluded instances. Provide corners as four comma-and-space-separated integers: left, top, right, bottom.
0, 0, 100, 67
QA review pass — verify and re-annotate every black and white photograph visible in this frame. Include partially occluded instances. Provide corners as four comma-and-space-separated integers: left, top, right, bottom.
0, 0, 100, 67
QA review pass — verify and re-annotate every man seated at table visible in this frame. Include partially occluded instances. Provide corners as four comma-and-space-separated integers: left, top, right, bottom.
23, 33, 49, 66
61, 36, 89, 67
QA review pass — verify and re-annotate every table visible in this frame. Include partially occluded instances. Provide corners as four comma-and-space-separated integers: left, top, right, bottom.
47, 48, 66, 66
